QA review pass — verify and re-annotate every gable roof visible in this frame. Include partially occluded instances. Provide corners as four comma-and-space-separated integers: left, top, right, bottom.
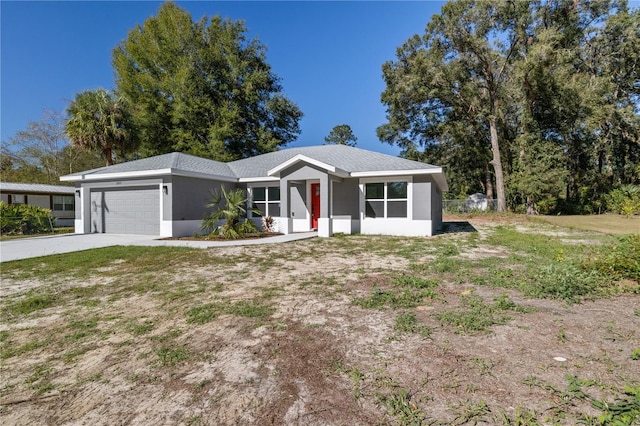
61, 145, 448, 191
0, 182, 75, 195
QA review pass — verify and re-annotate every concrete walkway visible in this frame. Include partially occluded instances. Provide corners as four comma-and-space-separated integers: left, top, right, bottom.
0, 232, 317, 262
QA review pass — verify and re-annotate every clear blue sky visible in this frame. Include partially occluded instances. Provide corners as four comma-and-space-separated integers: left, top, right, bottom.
1, 0, 444, 157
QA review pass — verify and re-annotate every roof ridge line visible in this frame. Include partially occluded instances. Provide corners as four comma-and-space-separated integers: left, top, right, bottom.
169, 152, 181, 169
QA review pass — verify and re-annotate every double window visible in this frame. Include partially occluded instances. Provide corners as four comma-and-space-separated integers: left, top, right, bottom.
365, 181, 408, 218
53, 195, 74, 211
251, 186, 280, 217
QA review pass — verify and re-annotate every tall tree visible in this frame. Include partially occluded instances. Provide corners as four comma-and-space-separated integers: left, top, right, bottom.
65, 89, 138, 166
2, 110, 103, 184
112, 2, 303, 161
324, 124, 358, 147
378, 0, 532, 212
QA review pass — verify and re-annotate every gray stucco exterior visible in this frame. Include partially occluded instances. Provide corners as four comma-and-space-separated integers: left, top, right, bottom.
61, 145, 447, 237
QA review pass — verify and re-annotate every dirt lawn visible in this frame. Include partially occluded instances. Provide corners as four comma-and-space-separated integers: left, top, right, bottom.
1, 217, 638, 425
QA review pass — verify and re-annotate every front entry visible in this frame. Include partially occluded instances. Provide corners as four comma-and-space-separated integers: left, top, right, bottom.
311, 183, 320, 229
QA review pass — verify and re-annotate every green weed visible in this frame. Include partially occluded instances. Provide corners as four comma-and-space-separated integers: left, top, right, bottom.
394, 312, 432, 337
226, 300, 275, 319
5, 293, 56, 316
585, 234, 640, 284
353, 274, 440, 310
155, 345, 190, 366
67, 317, 99, 341
186, 304, 219, 324
557, 328, 568, 343
127, 319, 155, 335
436, 295, 518, 334
587, 386, 640, 425
378, 388, 426, 425
452, 400, 491, 424
353, 287, 425, 309
527, 263, 602, 303
1, 338, 50, 360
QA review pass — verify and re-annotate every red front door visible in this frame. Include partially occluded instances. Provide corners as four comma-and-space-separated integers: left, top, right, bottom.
311, 183, 320, 229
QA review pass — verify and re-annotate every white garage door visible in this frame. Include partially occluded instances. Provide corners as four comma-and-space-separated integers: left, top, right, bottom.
90, 187, 160, 235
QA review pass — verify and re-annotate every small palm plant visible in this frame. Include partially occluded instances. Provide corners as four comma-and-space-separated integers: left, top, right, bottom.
201, 187, 260, 239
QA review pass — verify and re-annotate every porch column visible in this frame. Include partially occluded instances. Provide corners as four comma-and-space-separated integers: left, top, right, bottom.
318, 174, 332, 237
279, 179, 293, 234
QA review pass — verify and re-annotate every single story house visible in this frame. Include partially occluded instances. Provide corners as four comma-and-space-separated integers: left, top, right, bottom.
60, 145, 448, 238
0, 182, 76, 227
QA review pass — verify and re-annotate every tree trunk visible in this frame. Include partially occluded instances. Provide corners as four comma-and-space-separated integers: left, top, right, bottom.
485, 164, 494, 200
105, 146, 113, 167
526, 195, 538, 215
488, 117, 507, 212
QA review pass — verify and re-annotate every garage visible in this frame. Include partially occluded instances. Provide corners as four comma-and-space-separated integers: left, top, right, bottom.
90, 186, 160, 235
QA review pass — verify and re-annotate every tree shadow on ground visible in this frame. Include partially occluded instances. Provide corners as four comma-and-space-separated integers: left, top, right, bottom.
436, 221, 477, 235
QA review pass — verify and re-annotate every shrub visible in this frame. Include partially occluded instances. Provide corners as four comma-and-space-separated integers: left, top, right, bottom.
0, 202, 55, 235
200, 187, 260, 239
605, 185, 640, 216
527, 263, 602, 303
585, 234, 640, 284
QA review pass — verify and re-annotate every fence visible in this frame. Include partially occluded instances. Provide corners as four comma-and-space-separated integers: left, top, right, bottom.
443, 199, 498, 214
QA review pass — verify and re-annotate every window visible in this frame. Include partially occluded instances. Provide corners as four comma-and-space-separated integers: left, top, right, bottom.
251, 186, 280, 217
53, 195, 74, 211
365, 181, 408, 218
10, 194, 26, 204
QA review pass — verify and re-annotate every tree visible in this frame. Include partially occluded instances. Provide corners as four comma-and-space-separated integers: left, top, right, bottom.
200, 187, 260, 239
65, 89, 138, 166
378, 0, 639, 214
324, 124, 358, 147
378, 0, 531, 212
2, 109, 103, 184
112, 2, 303, 161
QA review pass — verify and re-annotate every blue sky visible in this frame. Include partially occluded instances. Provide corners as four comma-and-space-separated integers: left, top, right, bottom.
1, 0, 444, 157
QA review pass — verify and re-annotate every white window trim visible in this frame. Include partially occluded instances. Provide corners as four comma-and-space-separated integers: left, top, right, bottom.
359, 176, 413, 220
247, 184, 281, 218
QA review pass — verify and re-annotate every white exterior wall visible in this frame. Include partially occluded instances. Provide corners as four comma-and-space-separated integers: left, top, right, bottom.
360, 218, 433, 237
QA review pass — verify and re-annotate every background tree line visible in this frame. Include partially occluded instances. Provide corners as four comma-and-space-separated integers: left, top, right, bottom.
378, 0, 639, 214
2, 2, 302, 184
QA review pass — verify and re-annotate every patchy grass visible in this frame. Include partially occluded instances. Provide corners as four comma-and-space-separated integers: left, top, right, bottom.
1, 215, 638, 425
435, 294, 521, 334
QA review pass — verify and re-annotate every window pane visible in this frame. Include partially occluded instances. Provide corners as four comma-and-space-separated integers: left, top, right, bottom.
253, 187, 266, 201
54, 203, 63, 211
62, 196, 74, 210
268, 186, 280, 201
387, 201, 407, 218
11, 195, 26, 204
365, 183, 384, 199
388, 182, 407, 199
365, 200, 384, 218
269, 203, 281, 217
253, 202, 266, 217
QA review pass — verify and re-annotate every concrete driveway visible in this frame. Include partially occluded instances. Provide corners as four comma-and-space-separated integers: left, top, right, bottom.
0, 232, 317, 262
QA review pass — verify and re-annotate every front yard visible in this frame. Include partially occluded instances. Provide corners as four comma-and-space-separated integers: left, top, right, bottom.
1, 216, 638, 425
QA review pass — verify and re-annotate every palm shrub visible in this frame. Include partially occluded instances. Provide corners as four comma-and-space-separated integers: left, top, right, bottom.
200, 187, 260, 239
0, 202, 54, 235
